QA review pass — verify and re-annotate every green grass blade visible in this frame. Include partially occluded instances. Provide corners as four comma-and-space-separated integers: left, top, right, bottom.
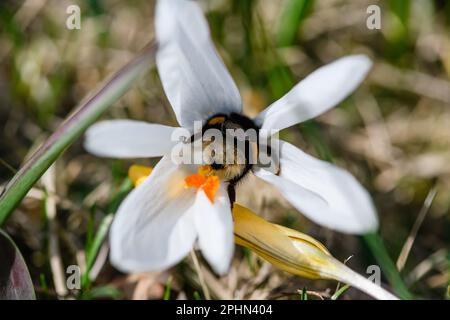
389, 0, 411, 27
331, 284, 350, 300
299, 287, 308, 300
80, 285, 122, 300
277, 0, 314, 47
0, 41, 157, 226
163, 277, 173, 300
107, 178, 133, 214
363, 232, 413, 299
81, 213, 114, 289
193, 291, 202, 300
82, 178, 133, 289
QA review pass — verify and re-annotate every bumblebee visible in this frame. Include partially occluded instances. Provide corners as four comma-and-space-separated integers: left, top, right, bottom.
191, 112, 271, 203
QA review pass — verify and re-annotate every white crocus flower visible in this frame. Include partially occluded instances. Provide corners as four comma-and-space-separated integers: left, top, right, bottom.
84, 0, 377, 274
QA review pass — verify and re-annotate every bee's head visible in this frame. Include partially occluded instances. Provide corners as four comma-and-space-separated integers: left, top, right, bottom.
197, 113, 260, 184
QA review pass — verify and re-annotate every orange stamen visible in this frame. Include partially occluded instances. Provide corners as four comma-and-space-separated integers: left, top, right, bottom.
185, 173, 207, 188
184, 167, 220, 203
202, 176, 220, 203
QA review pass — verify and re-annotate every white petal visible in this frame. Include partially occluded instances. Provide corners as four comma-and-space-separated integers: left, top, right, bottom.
155, 0, 242, 128
253, 140, 378, 234
255, 55, 372, 133
84, 120, 177, 158
194, 186, 234, 275
109, 156, 198, 272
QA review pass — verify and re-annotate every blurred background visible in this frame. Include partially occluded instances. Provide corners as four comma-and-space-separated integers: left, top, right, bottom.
0, 0, 449, 299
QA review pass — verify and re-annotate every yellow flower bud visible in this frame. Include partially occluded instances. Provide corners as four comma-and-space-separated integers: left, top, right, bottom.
128, 165, 152, 187
232, 204, 398, 300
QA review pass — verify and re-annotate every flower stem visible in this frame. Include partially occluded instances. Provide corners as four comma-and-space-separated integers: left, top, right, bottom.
363, 232, 413, 299
338, 266, 399, 300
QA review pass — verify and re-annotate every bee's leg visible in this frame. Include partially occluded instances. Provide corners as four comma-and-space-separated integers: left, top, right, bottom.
227, 183, 236, 209
263, 144, 281, 176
